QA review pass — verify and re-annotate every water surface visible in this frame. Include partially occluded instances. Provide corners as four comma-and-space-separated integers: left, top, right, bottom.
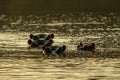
0, 13, 120, 80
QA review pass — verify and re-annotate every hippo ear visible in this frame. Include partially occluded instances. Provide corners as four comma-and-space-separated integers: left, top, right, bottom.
80, 42, 83, 45
30, 34, 33, 39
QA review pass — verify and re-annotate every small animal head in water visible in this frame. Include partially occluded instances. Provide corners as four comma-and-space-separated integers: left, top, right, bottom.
29, 34, 34, 39
27, 39, 33, 45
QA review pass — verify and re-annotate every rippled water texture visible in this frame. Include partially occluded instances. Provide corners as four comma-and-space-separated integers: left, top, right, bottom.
0, 12, 120, 80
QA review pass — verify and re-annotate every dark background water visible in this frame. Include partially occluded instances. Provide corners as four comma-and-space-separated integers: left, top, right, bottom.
0, 0, 120, 15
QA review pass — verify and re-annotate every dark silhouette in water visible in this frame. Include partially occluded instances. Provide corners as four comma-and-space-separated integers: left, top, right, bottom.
27, 39, 53, 50
77, 42, 96, 57
42, 45, 66, 58
28, 33, 54, 50
29, 33, 54, 41
0, 0, 119, 15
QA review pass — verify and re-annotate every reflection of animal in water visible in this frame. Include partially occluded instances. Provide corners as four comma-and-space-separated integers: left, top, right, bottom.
27, 39, 53, 49
77, 42, 96, 57
42, 45, 66, 58
29, 33, 54, 41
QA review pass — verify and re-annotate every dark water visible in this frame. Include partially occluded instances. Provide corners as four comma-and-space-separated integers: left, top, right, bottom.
0, 12, 120, 80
